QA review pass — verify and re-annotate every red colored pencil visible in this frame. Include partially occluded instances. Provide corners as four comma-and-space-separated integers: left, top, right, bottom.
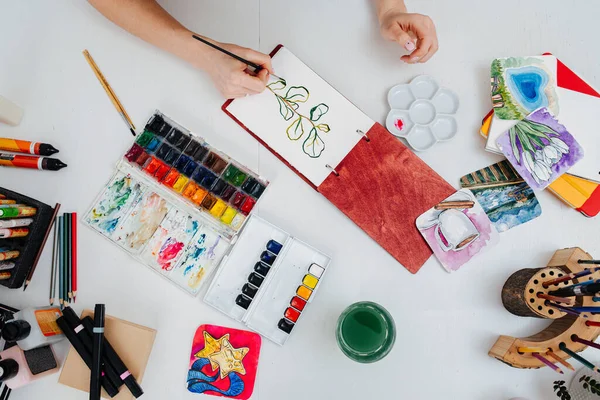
586, 321, 600, 327
72, 212, 77, 303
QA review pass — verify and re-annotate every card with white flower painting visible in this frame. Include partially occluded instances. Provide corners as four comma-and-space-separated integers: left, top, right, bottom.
496, 107, 584, 190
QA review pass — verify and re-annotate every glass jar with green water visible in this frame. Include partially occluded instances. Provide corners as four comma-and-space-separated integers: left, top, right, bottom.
336, 301, 396, 363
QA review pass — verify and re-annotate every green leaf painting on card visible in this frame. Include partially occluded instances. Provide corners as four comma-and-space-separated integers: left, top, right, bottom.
267, 79, 330, 158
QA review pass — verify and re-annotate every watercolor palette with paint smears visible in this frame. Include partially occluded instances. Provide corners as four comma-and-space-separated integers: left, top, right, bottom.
85, 170, 230, 296
204, 216, 331, 346
125, 111, 268, 232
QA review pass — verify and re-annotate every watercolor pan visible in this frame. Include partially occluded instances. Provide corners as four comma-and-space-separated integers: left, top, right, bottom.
205, 216, 331, 346
123, 110, 269, 234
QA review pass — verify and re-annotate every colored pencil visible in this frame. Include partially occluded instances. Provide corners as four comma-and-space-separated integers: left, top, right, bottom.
62, 215, 68, 307
58, 216, 64, 308
82, 50, 136, 136
72, 212, 77, 303
67, 213, 72, 301
49, 220, 58, 305
572, 335, 600, 350
517, 346, 549, 353
545, 301, 584, 317
549, 280, 600, 297
586, 321, 600, 327
546, 350, 575, 371
559, 343, 600, 373
23, 203, 60, 290
579, 260, 600, 265
569, 306, 600, 313
542, 268, 600, 288
537, 293, 573, 305
532, 353, 563, 374
191, 35, 285, 83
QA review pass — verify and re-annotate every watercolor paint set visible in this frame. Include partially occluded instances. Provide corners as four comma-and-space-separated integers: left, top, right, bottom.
205, 216, 331, 345
0, 187, 58, 289
124, 111, 268, 232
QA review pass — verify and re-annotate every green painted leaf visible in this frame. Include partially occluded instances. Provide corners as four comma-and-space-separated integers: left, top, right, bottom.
276, 96, 295, 121
584, 383, 589, 389
316, 123, 330, 133
302, 127, 325, 158
284, 86, 309, 103
516, 128, 533, 153
309, 103, 329, 121
286, 117, 306, 140
509, 127, 520, 164
267, 79, 286, 91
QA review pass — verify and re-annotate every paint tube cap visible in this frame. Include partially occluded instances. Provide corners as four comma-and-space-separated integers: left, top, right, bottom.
1, 319, 31, 341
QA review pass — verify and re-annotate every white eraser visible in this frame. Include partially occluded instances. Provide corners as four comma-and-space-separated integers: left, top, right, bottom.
0, 95, 24, 126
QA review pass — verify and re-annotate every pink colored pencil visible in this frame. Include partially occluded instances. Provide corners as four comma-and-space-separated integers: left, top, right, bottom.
532, 353, 563, 374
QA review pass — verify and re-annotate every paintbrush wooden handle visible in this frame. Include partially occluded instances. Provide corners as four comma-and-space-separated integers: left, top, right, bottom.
434, 201, 475, 210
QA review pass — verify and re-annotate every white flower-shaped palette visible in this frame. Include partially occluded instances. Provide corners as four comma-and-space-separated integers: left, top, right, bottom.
386, 76, 459, 151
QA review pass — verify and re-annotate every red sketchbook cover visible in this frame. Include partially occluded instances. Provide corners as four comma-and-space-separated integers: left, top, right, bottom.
223, 45, 454, 273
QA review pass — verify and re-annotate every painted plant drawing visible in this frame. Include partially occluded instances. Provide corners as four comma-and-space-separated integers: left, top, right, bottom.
187, 325, 261, 400
416, 189, 499, 272
496, 107, 584, 190
460, 160, 541, 232
491, 56, 559, 120
266, 79, 330, 158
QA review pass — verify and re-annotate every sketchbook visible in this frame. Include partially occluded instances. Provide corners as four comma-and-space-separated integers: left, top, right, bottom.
223, 45, 454, 274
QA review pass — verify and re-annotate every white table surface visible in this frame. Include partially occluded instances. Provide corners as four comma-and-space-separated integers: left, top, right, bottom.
1, 1, 599, 399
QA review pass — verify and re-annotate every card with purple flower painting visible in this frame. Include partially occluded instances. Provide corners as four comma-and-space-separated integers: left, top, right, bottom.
496, 107, 584, 190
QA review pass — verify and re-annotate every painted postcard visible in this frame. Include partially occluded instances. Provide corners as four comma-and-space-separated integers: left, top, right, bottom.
460, 160, 541, 232
491, 55, 558, 120
187, 324, 261, 400
169, 225, 230, 295
496, 107, 584, 190
416, 189, 499, 272
111, 191, 169, 253
140, 207, 199, 272
86, 171, 145, 236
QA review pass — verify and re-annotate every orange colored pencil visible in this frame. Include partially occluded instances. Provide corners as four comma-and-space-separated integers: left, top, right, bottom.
546, 351, 575, 371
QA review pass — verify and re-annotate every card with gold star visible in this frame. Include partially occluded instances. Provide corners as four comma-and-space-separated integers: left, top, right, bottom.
187, 324, 261, 400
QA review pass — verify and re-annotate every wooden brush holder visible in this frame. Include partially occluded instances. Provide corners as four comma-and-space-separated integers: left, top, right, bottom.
489, 247, 600, 369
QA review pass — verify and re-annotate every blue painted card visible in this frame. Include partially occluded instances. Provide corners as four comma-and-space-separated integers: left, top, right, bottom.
460, 160, 541, 232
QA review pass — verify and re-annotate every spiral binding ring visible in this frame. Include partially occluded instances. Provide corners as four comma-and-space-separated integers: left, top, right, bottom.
357, 129, 370, 142
325, 164, 339, 177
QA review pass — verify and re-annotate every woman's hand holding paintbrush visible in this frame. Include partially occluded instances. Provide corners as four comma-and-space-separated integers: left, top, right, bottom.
190, 35, 276, 99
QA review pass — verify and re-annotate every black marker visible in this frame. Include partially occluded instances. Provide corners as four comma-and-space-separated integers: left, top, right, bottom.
90, 304, 105, 400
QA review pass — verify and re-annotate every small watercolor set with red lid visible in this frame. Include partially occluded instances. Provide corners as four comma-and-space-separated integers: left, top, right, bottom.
204, 216, 330, 345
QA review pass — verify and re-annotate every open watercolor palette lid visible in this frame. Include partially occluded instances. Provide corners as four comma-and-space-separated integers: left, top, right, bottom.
386, 75, 459, 151
205, 216, 331, 346
84, 111, 271, 297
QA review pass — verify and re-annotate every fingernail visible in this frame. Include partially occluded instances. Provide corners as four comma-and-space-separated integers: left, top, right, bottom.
405, 41, 415, 51
410, 56, 420, 63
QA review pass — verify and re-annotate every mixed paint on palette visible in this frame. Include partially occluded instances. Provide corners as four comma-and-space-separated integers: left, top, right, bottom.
416, 189, 499, 272
460, 160, 542, 232
86, 172, 146, 235
86, 171, 229, 295
187, 324, 261, 400
491, 56, 558, 120
141, 208, 199, 272
496, 107, 584, 190
170, 226, 229, 295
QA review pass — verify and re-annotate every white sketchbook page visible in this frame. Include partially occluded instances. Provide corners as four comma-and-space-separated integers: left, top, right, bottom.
556, 87, 600, 183
226, 46, 374, 187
